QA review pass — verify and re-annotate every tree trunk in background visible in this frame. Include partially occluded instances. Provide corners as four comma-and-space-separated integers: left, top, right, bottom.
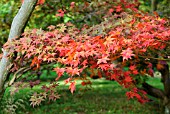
0, 0, 38, 100
159, 63, 170, 114
151, 0, 157, 13
142, 62, 170, 114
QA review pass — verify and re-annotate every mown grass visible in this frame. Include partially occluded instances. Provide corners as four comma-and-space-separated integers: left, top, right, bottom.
2, 77, 163, 114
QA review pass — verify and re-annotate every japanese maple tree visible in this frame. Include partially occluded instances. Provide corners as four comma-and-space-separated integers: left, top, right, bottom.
0, 0, 170, 113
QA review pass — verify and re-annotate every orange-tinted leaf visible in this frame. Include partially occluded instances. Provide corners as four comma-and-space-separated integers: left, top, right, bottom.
124, 76, 132, 83
31, 56, 41, 70
97, 56, 110, 65
54, 68, 65, 80
38, 0, 45, 5
22, 0, 45, 5
156, 63, 164, 70
98, 64, 110, 71
69, 82, 76, 94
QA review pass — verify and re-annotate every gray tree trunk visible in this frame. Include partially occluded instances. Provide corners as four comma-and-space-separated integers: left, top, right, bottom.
0, 0, 38, 100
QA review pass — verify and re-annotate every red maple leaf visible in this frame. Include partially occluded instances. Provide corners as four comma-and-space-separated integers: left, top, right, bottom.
66, 67, 80, 76
132, 70, 139, 75
70, 2, 75, 8
121, 48, 135, 61
38, 0, 45, 5
124, 76, 132, 83
97, 56, 110, 64
69, 82, 76, 94
81, 59, 88, 66
108, 8, 114, 14
123, 71, 131, 77
98, 64, 110, 71
111, 74, 117, 80
54, 68, 65, 80
21, 0, 45, 5
56, 9, 65, 17
129, 65, 136, 71
115, 5, 122, 12
62, 35, 70, 43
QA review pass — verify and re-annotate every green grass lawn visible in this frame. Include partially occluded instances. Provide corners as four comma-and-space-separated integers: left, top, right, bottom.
1, 77, 163, 114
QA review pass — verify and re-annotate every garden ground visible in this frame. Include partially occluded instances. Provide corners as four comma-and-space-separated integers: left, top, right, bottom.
3, 76, 163, 114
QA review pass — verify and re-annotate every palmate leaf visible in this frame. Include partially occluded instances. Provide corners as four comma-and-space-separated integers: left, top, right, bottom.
69, 82, 76, 94
5, 0, 170, 105
121, 48, 135, 61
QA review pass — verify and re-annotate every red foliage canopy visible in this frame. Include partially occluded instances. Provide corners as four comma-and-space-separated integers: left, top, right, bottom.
5, 0, 170, 105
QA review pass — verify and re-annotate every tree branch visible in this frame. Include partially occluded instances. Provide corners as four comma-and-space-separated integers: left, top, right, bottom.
0, 0, 38, 100
142, 82, 165, 99
142, 62, 170, 107
9, 67, 31, 86
158, 63, 170, 98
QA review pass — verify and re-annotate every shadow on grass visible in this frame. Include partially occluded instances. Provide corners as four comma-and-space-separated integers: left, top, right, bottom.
4, 78, 161, 114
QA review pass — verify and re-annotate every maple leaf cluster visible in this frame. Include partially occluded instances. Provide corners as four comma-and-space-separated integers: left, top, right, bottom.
4, 0, 170, 104
21, 0, 45, 5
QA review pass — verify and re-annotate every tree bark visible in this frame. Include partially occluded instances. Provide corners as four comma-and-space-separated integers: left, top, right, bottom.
0, 0, 38, 100
151, 0, 157, 13
142, 62, 170, 114
159, 63, 170, 114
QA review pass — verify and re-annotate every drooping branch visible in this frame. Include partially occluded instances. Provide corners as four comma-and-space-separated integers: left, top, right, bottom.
158, 63, 170, 98
142, 61, 170, 109
0, 0, 38, 99
142, 82, 165, 99
9, 67, 31, 86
